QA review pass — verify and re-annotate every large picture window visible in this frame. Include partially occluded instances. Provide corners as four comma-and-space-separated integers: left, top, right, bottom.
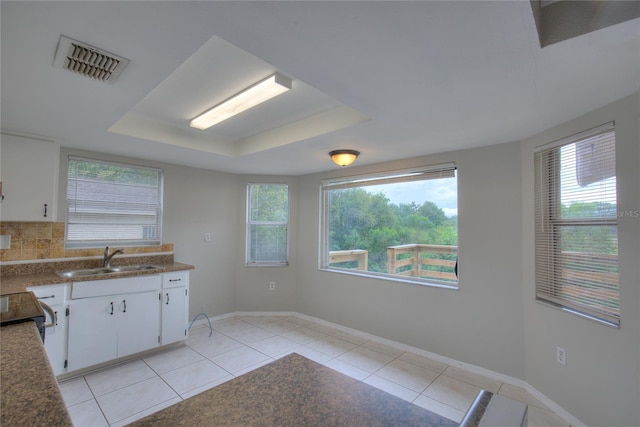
534, 123, 619, 326
66, 156, 163, 248
246, 183, 289, 266
321, 164, 458, 287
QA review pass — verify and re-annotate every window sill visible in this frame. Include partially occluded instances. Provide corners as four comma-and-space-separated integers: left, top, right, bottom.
320, 267, 459, 290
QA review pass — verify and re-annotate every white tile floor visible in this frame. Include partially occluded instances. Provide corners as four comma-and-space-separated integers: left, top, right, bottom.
58, 315, 570, 427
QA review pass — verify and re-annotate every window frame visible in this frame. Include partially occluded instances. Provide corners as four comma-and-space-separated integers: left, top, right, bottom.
534, 122, 620, 327
245, 183, 290, 267
65, 156, 163, 249
319, 163, 459, 289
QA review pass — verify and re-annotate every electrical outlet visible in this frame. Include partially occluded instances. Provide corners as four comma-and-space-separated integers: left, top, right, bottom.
204, 232, 211, 242
269, 282, 276, 291
557, 346, 567, 366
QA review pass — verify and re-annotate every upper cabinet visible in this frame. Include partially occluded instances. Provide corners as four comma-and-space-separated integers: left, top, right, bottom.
0, 132, 60, 221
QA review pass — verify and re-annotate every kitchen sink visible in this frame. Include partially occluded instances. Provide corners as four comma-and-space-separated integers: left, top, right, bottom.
107, 265, 161, 273
56, 265, 162, 278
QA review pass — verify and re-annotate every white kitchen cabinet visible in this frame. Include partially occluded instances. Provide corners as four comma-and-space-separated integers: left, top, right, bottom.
67, 275, 161, 372
67, 295, 118, 371
0, 132, 59, 221
161, 271, 189, 345
28, 284, 69, 376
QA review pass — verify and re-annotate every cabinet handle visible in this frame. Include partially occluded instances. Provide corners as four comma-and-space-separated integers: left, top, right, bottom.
122, 299, 127, 313
37, 295, 56, 300
54, 310, 58, 326
43, 203, 48, 218
169, 278, 181, 282
110, 302, 114, 315
166, 293, 170, 305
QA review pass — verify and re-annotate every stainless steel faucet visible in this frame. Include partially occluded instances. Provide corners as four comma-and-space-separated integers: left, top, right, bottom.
103, 246, 124, 268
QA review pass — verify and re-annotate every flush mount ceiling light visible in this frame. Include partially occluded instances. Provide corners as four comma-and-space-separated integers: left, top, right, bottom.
329, 149, 360, 167
190, 72, 292, 130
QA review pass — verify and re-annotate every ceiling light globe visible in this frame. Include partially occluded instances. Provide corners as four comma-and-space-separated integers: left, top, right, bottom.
329, 149, 360, 167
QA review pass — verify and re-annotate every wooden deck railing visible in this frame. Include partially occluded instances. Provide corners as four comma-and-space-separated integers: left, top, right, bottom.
328, 244, 457, 282
329, 249, 368, 271
387, 244, 458, 282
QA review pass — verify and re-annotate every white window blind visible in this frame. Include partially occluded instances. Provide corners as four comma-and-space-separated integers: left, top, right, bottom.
66, 157, 163, 248
534, 123, 619, 326
246, 183, 289, 265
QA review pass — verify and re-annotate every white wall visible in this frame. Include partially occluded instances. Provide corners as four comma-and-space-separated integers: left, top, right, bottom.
295, 143, 526, 379
521, 93, 640, 427
58, 148, 240, 320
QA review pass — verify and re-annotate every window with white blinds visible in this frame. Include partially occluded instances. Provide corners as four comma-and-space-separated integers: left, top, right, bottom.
246, 183, 289, 266
534, 123, 619, 326
66, 157, 163, 248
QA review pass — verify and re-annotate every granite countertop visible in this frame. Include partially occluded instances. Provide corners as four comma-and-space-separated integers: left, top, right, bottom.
0, 321, 72, 426
131, 353, 458, 427
0, 262, 194, 294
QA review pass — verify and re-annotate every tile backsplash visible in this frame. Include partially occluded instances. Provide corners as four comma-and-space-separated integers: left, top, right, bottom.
0, 221, 173, 262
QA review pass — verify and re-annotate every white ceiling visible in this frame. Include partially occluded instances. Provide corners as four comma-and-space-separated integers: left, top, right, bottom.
1, 1, 639, 176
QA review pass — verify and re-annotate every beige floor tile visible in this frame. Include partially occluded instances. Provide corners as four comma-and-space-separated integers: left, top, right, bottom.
364, 374, 419, 402
375, 358, 440, 392
258, 319, 304, 334
109, 396, 182, 427
362, 340, 405, 358
160, 359, 230, 394
324, 358, 370, 381
58, 377, 94, 407
422, 375, 481, 411
67, 399, 108, 427
188, 332, 245, 358
306, 335, 358, 358
336, 346, 396, 373
332, 330, 369, 345
223, 325, 275, 344
210, 346, 271, 374
143, 345, 205, 374
249, 335, 301, 358
527, 405, 570, 427
96, 376, 178, 424
442, 365, 502, 393
413, 395, 466, 423
398, 352, 448, 373
84, 359, 156, 397
498, 383, 549, 410
281, 326, 327, 345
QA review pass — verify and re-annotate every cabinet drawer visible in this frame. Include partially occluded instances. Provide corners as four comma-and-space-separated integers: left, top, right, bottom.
162, 271, 189, 288
72, 275, 161, 299
28, 284, 69, 305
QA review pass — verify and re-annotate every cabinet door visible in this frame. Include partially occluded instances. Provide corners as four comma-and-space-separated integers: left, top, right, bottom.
68, 298, 118, 372
28, 284, 69, 375
44, 306, 67, 376
0, 133, 59, 221
117, 291, 160, 358
161, 287, 188, 345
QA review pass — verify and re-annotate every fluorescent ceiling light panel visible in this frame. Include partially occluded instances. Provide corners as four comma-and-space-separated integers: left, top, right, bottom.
190, 72, 292, 130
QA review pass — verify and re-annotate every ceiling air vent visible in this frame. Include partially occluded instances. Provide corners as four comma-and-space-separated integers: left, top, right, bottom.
53, 35, 129, 83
